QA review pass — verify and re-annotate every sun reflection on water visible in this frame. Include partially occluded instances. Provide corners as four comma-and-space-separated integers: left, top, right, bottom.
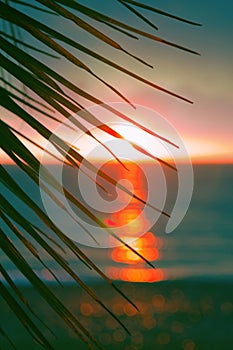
99, 160, 165, 282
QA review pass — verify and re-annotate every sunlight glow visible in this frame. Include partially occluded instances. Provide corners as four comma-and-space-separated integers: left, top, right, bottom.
107, 266, 164, 283
1, 123, 232, 164
79, 123, 173, 162
108, 232, 164, 283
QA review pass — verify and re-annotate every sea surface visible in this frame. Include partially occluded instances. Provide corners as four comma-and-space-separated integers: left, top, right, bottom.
1, 164, 233, 284
1, 164, 233, 350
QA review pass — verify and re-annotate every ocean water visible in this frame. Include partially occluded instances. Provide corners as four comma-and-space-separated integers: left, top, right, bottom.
1, 164, 232, 284
1, 164, 233, 350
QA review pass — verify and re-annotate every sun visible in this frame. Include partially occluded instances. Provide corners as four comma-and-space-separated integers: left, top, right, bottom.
76, 122, 172, 162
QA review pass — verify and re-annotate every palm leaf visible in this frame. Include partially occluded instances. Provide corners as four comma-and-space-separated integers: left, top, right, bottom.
0, 326, 17, 350
1, 230, 102, 349
0, 1, 200, 349
0, 30, 60, 58
120, 0, 202, 26
8, 0, 58, 15
1, 127, 142, 308
0, 257, 58, 337
0, 77, 56, 111
118, 0, 159, 30
54, 0, 200, 54
0, 1, 195, 103
0, 280, 55, 349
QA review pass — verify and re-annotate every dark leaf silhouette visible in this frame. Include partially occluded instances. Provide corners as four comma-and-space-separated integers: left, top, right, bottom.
0, 1, 200, 348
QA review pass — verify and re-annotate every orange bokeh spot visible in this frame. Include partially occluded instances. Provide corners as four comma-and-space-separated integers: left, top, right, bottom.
80, 302, 93, 316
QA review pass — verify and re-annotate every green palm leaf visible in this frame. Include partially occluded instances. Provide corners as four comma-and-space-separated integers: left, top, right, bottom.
0, 1, 200, 348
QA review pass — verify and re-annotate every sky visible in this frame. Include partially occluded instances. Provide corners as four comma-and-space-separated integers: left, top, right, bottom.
1, 0, 233, 164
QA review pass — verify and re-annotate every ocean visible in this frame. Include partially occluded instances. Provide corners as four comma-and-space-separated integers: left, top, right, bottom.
1, 164, 233, 283
1, 164, 233, 349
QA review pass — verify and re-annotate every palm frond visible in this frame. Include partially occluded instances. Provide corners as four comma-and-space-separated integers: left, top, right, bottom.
8, 0, 59, 15
118, 0, 159, 30
0, 280, 55, 349
53, 0, 200, 54
0, 1, 200, 348
0, 30, 60, 58
119, 0, 202, 26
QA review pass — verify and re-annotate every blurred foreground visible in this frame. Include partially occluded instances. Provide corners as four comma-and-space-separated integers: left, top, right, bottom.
1, 280, 233, 350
